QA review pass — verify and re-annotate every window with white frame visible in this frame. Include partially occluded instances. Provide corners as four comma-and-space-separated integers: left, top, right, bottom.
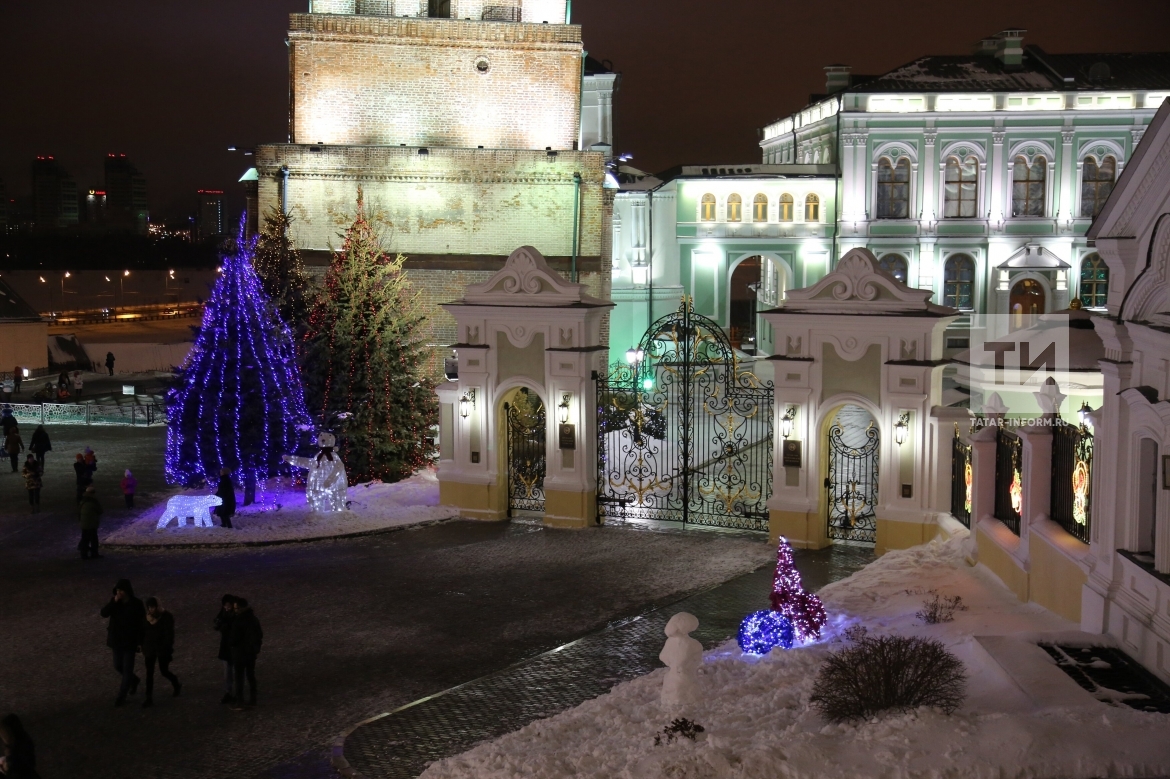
1011, 155, 1047, 217
1079, 253, 1109, 308
943, 254, 975, 309
805, 194, 820, 222
753, 193, 768, 222
778, 193, 793, 221
944, 156, 978, 218
700, 193, 715, 222
876, 157, 911, 219
1080, 155, 1116, 218
727, 194, 742, 222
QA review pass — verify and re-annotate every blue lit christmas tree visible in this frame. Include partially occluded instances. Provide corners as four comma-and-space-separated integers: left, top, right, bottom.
165, 224, 312, 487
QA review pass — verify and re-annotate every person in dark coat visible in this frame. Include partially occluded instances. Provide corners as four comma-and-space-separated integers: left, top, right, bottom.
229, 597, 262, 709
21, 455, 41, 514
140, 597, 181, 707
121, 470, 137, 509
4, 427, 23, 473
0, 713, 40, 779
105, 352, 115, 376
100, 579, 146, 707
214, 468, 236, 529
213, 594, 237, 704
74, 454, 93, 503
1, 408, 16, 437
28, 426, 50, 471
78, 486, 102, 559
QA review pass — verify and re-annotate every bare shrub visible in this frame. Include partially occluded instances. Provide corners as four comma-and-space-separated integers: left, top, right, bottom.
915, 591, 968, 624
653, 718, 705, 746
809, 635, 966, 722
843, 625, 869, 643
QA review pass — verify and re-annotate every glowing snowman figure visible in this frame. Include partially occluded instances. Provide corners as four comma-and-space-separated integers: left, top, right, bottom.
283, 432, 349, 512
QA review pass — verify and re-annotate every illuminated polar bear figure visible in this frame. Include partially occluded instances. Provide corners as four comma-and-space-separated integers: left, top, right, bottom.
283, 432, 348, 513
157, 494, 223, 529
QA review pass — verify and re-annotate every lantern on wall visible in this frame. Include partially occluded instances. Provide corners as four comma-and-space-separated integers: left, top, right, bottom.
780, 406, 797, 439
894, 411, 910, 446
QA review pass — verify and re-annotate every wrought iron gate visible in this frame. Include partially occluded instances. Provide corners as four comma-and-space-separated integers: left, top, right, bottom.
951, 426, 972, 528
825, 419, 879, 544
596, 299, 774, 531
505, 390, 546, 515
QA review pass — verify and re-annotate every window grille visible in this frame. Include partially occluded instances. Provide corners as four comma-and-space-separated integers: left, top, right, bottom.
876, 157, 910, 219
944, 156, 978, 218
943, 254, 975, 310
1079, 254, 1108, 308
1080, 156, 1116, 218
1012, 156, 1047, 217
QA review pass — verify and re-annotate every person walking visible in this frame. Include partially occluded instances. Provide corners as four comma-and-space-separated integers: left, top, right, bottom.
21, 455, 41, 514
121, 470, 137, 509
213, 594, 237, 704
5, 426, 23, 473
12, 367, 22, 395
74, 454, 92, 502
1, 408, 16, 437
84, 447, 98, 481
57, 370, 69, 392
72, 371, 83, 401
100, 579, 145, 707
214, 468, 236, 529
0, 713, 40, 779
229, 597, 262, 710
78, 485, 102, 559
105, 352, 115, 376
140, 597, 181, 707
28, 426, 50, 471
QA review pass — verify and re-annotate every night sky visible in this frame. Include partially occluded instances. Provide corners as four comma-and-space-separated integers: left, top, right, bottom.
2, 0, 1168, 220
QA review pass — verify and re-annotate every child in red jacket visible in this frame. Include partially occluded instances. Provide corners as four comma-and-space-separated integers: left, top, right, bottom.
121, 469, 137, 509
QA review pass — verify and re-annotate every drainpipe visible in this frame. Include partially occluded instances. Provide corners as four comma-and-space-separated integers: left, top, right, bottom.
571, 172, 582, 283
280, 165, 290, 215
832, 94, 843, 266
647, 188, 654, 331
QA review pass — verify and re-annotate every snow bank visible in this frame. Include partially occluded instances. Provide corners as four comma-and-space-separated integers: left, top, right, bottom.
419, 536, 1170, 779
104, 468, 457, 547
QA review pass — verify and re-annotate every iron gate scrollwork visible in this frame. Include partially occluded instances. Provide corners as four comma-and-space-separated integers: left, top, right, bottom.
951, 425, 972, 528
825, 420, 879, 544
505, 390, 546, 515
596, 299, 774, 531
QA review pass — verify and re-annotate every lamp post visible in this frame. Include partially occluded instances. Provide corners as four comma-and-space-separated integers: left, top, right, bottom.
61, 271, 70, 313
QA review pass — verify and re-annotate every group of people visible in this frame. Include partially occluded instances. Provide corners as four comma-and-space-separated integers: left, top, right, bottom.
99, 580, 262, 711
3, 410, 51, 515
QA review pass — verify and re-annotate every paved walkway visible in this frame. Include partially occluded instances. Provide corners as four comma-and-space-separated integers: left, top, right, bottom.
336, 544, 873, 779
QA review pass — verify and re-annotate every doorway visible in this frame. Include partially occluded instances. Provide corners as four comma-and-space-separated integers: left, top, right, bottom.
825, 404, 880, 545
729, 256, 761, 353
1010, 278, 1045, 331
504, 387, 546, 516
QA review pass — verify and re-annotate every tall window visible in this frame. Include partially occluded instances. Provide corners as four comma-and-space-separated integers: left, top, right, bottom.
1080, 253, 1109, 307
876, 157, 911, 219
805, 194, 820, 222
878, 253, 908, 284
727, 194, 742, 222
943, 254, 975, 309
428, 0, 451, 17
944, 156, 978, 218
700, 193, 716, 222
753, 193, 768, 222
1080, 155, 1117, 218
778, 193, 794, 221
1012, 156, 1047, 217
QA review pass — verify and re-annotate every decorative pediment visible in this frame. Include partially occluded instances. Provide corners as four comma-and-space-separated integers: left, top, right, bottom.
781, 248, 953, 315
460, 246, 604, 307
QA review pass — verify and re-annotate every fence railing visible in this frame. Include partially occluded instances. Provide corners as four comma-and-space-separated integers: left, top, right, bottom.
951, 427, 972, 528
5, 402, 164, 427
994, 427, 1023, 535
1051, 420, 1093, 544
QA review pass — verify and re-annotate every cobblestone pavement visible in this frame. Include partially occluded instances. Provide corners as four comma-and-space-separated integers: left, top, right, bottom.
0, 426, 783, 779
337, 544, 873, 778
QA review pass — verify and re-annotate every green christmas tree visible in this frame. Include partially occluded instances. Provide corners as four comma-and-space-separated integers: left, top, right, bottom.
253, 207, 310, 333
301, 191, 437, 483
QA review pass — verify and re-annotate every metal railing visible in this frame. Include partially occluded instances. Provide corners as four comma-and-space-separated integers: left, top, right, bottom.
994, 427, 1023, 535
1051, 420, 1092, 544
4, 402, 164, 427
951, 428, 972, 527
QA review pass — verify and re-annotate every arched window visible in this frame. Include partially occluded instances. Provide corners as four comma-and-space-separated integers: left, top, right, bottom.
726, 194, 742, 222
943, 254, 975, 310
805, 194, 820, 222
944, 156, 978, 218
1080, 253, 1109, 308
753, 193, 768, 222
778, 193, 794, 222
876, 157, 911, 219
1012, 156, 1047, 217
878, 253, 908, 284
1080, 155, 1116, 218
700, 193, 716, 222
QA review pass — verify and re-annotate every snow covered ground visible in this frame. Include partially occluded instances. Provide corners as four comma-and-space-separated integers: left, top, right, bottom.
103, 468, 456, 547
419, 535, 1170, 779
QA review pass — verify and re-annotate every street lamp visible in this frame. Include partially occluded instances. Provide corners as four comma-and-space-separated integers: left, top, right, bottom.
625, 347, 643, 365
1078, 401, 1093, 427
61, 272, 70, 313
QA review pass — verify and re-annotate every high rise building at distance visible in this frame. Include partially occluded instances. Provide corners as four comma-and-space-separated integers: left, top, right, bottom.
103, 153, 149, 234
31, 156, 78, 231
196, 189, 226, 242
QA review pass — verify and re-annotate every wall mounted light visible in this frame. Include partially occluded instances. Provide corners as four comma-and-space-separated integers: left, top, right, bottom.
631, 265, 649, 287
459, 389, 476, 419
780, 406, 797, 439
1078, 401, 1092, 427
894, 411, 910, 446
559, 392, 571, 424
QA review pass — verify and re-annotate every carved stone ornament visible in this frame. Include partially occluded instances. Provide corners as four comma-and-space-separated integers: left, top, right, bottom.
461, 246, 606, 307
781, 248, 954, 315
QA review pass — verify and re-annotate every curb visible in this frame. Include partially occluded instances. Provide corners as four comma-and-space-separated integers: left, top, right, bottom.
101, 516, 458, 551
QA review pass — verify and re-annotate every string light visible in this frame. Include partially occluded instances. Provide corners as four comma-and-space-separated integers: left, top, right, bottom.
769, 536, 828, 642
737, 610, 795, 655
165, 221, 312, 487
156, 495, 223, 529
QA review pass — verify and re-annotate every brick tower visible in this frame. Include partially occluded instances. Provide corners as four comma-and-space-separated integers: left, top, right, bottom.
256, 0, 614, 371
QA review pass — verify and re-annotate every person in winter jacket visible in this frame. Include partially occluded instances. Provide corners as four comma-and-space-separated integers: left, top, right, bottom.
71, 372, 83, 400
4, 427, 23, 473
139, 597, 181, 707
74, 454, 92, 502
213, 594, 236, 704
0, 713, 39, 779
214, 468, 236, 529
1, 408, 16, 437
229, 597, 263, 709
28, 426, 50, 471
21, 455, 41, 514
100, 579, 146, 707
105, 352, 115, 376
83, 447, 97, 477
121, 470, 137, 509
78, 486, 102, 559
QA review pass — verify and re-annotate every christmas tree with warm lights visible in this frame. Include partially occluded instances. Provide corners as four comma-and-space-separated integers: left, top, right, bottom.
253, 207, 310, 335
301, 191, 437, 484
165, 225, 313, 487
769, 536, 827, 642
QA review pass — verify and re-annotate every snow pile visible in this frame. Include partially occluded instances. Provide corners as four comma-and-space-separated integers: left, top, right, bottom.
105, 468, 456, 547
419, 536, 1170, 779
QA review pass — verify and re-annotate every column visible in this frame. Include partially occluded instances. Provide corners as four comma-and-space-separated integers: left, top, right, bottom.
1057, 129, 1076, 226
989, 131, 1006, 229
921, 129, 938, 225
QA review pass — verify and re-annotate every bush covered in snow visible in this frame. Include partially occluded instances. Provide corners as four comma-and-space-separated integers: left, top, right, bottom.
809, 635, 966, 722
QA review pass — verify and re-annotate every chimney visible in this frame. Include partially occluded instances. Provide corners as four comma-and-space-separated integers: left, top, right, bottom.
975, 38, 998, 56
994, 29, 1026, 69
824, 65, 852, 95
